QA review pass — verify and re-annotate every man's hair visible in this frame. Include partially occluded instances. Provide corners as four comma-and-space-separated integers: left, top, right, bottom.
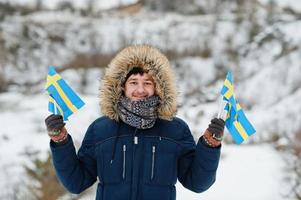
123, 67, 148, 85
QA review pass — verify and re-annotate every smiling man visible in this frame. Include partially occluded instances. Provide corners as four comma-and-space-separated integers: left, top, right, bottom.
124, 67, 155, 101
45, 44, 225, 200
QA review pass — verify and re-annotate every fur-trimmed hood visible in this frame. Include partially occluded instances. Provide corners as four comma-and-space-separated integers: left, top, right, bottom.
99, 45, 177, 121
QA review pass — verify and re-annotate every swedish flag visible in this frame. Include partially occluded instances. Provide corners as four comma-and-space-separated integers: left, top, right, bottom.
45, 66, 85, 121
220, 71, 256, 144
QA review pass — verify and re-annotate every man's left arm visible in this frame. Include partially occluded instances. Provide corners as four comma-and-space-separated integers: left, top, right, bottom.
177, 118, 224, 193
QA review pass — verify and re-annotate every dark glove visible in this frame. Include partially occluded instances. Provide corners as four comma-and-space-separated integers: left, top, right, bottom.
45, 114, 65, 136
207, 118, 225, 141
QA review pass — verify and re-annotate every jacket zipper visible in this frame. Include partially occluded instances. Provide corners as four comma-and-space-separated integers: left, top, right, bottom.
151, 145, 156, 180
134, 128, 138, 144
123, 144, 126, 180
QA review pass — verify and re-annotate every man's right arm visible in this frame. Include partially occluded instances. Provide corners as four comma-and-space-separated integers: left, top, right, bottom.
45, 115, 97, 194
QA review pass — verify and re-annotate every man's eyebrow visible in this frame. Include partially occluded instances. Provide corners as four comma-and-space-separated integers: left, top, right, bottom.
127, 78, 153, 81
127, 78, 138, 81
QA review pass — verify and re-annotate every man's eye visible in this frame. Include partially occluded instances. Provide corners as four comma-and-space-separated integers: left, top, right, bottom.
145, 82, 153, 85
129, 82, 137, 85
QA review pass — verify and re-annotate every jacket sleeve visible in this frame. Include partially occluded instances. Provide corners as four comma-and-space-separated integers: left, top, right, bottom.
50, 122, 97, 194
177, 122, 221, 193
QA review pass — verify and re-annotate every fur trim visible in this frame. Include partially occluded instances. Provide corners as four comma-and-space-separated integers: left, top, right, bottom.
99, 44, 177, 121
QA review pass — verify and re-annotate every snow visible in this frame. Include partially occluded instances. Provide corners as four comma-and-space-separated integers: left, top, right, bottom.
0, 88, 287, 200
1, 0, 300, 199
177, 145, 285, 200
0, 0, 139, 10
259, 0, 301, 12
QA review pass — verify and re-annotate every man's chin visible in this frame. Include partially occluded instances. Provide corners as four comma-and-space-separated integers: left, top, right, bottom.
131, 97, 147, 101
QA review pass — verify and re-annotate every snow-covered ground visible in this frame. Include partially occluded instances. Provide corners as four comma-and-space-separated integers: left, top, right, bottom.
178, 144, 285, 200
0, 90, 287, 200
0, 0, 300, 199
0, 0, 139, 10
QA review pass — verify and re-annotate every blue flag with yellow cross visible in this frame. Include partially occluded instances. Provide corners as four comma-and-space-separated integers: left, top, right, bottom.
220, 71, 256, 144
45, 66, 85, 121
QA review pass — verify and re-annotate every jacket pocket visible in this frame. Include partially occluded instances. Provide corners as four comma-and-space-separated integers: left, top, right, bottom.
151, 145, 156, 180
96, 143, 129, 184
144, 140, 177, 186
122, 144, 127, 180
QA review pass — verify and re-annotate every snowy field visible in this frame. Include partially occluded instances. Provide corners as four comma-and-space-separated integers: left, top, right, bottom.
0, 0, 300, 199
0, 92, 287, 199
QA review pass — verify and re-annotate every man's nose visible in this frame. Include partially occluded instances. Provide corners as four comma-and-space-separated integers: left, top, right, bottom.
136, 83, 145, 93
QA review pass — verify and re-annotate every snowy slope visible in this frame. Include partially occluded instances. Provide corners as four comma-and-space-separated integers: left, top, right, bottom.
0, 0, 139, 10
0, 0, 300, 199
0, 91, 286, 200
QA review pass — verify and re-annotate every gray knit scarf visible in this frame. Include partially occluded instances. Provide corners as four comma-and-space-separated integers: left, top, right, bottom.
117, 95, 160, 129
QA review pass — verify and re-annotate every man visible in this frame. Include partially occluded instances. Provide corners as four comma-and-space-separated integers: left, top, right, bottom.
45, 44, 225, 200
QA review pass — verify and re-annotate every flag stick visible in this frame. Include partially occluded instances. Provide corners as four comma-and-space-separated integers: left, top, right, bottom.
54, 105, 57, 115
217, 96, 228, 120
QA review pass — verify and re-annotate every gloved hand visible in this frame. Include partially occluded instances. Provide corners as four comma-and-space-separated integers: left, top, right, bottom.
202, 118, 225, 148
207, 118, 225, 141
45, 114, 68, 143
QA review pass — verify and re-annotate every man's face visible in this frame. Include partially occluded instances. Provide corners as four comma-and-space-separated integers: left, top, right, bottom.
124, 73, 155, 101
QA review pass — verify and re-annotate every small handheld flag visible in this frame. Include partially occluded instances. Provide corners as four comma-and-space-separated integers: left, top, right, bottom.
220, 71, 256, 144
45, 66, 85, 121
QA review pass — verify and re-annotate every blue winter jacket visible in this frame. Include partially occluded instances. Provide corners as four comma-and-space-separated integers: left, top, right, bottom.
50, 116, 221, 200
